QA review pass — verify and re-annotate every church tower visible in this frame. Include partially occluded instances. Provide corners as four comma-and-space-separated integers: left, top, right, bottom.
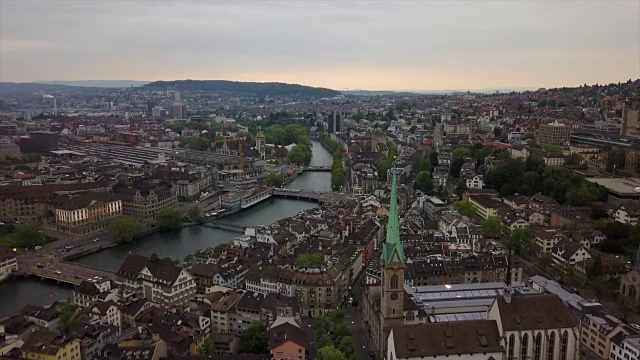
256, 131, 266, 160
380, 168, 405, 357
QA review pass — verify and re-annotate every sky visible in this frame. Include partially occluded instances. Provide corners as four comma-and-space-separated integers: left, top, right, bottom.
1, 0, 639, 91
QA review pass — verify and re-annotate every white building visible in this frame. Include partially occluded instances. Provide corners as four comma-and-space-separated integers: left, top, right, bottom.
614, 203, 640, 225
116, 253, 196, 307
0, 246, 18, 282
487, 294, 580, 360
610, 335, 640, 360
466, 175, 484, 190
551, 240, 592, 268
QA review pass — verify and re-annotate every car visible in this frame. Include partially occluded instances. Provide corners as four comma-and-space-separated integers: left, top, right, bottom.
65, 245, 74, 250
54, 270, 62, 274
631, 324, 640, 330
35, 246, 42, 250
93, 238, 99, 242
37, 264, 44, 268
58, 249, 67, 254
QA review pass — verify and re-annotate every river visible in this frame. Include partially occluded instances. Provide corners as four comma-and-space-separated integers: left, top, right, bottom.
0, 141, 333, 317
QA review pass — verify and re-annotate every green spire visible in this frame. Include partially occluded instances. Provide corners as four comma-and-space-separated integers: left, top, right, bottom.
382, 167, 405, 267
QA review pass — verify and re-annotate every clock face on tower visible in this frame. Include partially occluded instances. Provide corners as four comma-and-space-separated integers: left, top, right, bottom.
390, 293, 398, 300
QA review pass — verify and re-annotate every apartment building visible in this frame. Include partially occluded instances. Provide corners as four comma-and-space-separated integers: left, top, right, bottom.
150, 169, 214, 201
0, 181, 114, 223
21, 330, 82, 360
72, 278, 116, 308
0, 245, 18, 282
404, 255, 523, 286
534, 228, 569, 253
116, 253, 196, 307
610, 335, 640, 360
538, 120, 571, 145
48, 193, 122, 236
468, 194, 510, 219
113, 182, 177, 225
0, 136, 20, 159
543, 152, 566, 166
465, 175, 484, 189
245, 266, 339, 317
581, 312, 631, 359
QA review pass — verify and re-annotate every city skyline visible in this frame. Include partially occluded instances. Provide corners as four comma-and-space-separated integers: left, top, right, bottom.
1, 0, 639, 91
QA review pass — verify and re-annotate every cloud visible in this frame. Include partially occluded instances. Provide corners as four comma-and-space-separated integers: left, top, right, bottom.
0, 0, 638, 90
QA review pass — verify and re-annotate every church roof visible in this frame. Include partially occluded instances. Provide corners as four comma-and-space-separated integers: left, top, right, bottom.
382, 168, 405, 267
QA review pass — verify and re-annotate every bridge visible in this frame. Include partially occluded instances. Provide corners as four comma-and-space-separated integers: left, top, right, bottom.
301, 166, 331, 172
201, 221, 248, 233
272, 189, 327, 201
24, 259, 116, 286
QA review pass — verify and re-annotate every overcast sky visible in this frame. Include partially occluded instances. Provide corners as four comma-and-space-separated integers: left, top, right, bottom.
1, 1, 639, 91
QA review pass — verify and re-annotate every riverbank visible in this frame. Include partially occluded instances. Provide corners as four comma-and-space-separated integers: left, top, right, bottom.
0, 141, 334, 316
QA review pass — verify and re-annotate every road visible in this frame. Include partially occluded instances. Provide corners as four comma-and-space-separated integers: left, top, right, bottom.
14, 232, 117, 285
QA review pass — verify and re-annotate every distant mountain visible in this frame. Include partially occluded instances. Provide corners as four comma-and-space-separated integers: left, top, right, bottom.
0, 82, 104, 96
343, 90, 423, 96
35, 80, 148, 88
143, 80, 340, 97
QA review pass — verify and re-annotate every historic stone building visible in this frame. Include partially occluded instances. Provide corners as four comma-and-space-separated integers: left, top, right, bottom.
620, 244, 640, 306
362, 170, 427, 358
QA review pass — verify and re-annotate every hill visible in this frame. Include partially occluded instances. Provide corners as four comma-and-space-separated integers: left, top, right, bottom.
35, 80, 148, 88
143, 80, 340, 97
0, 82, 105, 96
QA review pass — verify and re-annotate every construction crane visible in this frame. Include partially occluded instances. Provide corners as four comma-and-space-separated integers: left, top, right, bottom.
213, 136, 247, 176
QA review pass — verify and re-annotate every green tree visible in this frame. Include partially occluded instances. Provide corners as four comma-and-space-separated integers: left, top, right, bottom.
419, 157, 431, 173
415, 171, 433, 194
317, 334, 333, 349
334, 323, 351, 338
187, 205, 202, 223
565, 153, 582, 166
454, 179, 468, 197
183, 253, 195, 264
5, 221, 47, 248
197, 338, 215, 355
452, 201, 476, 217
318, 346, 346, 360
588, 253, 604, 280
108, 216, 144, 244
296, 253, 325, 268
480, 216, 507, 239
189, 136, 211, 151
288, 145, 309, 165
452, 147, 472, 162
240, 322, 268, 354
157, 208, 183, 231
339, 336, 357, 357
506, 227, 532, 255
266, 125, 287, 145
266, 171, 283, 187
57, 302, 81, 334
542, 144, 563, 153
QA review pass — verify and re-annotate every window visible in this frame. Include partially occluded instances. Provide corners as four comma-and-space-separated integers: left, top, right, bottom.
547, 332, 556, 360
560, 331, 568, 360
508, 334, 515, 360
390, 275, 398, 289
534, 333, 542, 360
405, 312, 414, 321
521, 333, 529, 359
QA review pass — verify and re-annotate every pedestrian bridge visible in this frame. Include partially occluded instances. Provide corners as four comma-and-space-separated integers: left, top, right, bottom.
201, 221, 248, 233
301, 166, 331, 172
272, 189, 326, 201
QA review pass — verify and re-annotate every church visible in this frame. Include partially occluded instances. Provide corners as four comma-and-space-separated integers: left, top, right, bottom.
619, 243, 640, 307
362, 169, 428, 358
362, 169, 580, 360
